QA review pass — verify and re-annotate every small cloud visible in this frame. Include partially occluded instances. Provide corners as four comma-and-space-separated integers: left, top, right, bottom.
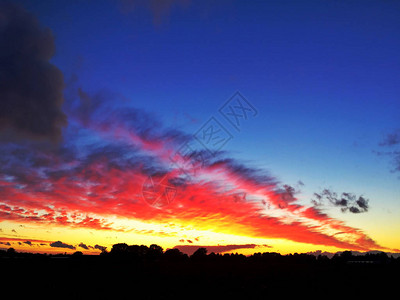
23, 241, 32, 246
94, 244, 107, 251
78, 243, 89, 250
11, 229, 17, 233
186, 239, 193, 243
50, 241, 76, 250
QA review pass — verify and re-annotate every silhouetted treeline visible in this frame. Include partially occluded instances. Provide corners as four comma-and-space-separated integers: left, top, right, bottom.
1, 245, 399, 299
1, 244, 398, 265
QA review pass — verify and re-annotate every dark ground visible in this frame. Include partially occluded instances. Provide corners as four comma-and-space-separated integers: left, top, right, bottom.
1, 247, 398, 299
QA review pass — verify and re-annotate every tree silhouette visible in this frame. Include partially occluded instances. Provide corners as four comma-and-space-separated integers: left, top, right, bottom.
164, 248, 188, 261
7, 247, 16, 257
191, 247, 207, 261
110, 243, 128, 255
72, 251, 83, 257
147, 244, 163, 260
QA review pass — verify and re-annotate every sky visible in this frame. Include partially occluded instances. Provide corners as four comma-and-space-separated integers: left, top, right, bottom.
0, 0, 399, 255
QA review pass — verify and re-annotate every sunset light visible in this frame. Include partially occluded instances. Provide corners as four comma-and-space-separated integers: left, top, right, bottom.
1, 1, 399, 297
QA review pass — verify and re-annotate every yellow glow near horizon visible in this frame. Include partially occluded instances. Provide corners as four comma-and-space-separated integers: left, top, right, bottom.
1, 215, 385, 256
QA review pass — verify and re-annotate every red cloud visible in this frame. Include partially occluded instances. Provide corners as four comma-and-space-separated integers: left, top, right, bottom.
0, 156, 385, 252
0, 104, 391, 253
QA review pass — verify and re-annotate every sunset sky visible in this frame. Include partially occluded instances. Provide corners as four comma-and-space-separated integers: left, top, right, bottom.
0, 0, 399, 255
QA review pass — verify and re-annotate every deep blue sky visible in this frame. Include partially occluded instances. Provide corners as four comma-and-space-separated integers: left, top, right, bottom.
16, 0, 400, 220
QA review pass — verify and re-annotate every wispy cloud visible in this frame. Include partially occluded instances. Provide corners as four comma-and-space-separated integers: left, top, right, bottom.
376, 129, 400, 174
379, 130, 400, 147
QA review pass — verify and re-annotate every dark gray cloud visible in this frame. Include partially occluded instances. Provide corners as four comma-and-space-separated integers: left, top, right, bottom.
0, 2, 66, 142
312, 189, 369, 214
78, 242, 89, 250
94, 244, 107, 251
50, 241, 75, 250
23, 240, 32, 246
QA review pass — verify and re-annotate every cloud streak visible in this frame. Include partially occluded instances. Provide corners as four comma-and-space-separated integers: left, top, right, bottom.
173, 244, 263, 256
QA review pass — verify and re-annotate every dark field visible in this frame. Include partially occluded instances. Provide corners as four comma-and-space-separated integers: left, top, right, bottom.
1, 247, 398, 299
